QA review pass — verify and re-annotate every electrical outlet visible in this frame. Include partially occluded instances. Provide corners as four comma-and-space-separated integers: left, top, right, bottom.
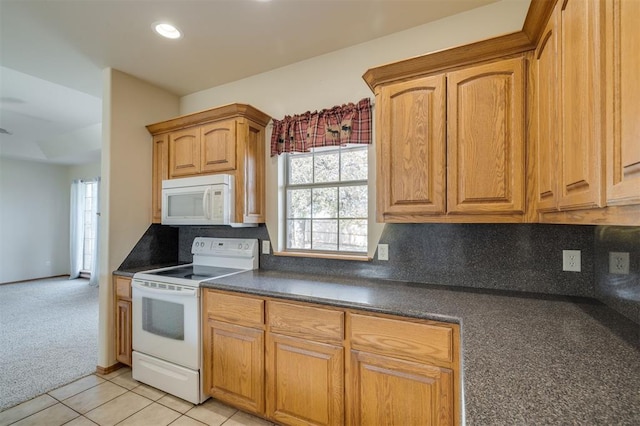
262, 240, 270, 255
609, 252, 629, 275
377, 244, 389, 261
562, 250, 581, 272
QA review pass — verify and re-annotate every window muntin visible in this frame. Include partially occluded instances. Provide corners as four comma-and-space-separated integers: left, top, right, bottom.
285, 145, 368, 253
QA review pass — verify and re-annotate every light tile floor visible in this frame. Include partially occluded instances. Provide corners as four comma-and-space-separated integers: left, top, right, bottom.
0, 368, 275, 426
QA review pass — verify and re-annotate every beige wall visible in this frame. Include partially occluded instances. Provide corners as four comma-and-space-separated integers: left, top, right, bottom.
98, 68, 179, 368
179, 0, 530, 257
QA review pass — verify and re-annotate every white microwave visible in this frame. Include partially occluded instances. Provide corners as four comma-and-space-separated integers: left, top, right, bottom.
162, 175, 234, 225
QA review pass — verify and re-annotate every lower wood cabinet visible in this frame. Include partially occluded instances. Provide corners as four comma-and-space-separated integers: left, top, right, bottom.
204, 320, 264, 413
202, 289, 460, 425
347, 313, 457, 426
202, 290, 265, 414
348, 351, 453, 426
113, 275, 132, 367
266, 300, 345, 426
267, 333, 344, 426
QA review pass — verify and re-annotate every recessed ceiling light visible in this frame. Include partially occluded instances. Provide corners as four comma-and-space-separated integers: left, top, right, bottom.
153, 22, 182, 39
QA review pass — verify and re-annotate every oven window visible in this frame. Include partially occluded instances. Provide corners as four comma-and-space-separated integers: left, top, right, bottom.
142, 297, 184, 340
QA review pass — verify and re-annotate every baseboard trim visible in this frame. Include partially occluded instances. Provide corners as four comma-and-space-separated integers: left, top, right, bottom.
96, 363, 125, 375
0, 275, 70, 285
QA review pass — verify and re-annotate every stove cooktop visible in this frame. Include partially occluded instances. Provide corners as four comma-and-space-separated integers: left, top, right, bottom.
149, 265, 245, 281
132, 237, 258, 287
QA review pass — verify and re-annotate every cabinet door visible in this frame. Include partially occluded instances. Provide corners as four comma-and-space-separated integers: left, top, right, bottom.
169, 128, 200, 178
201, 119, 237, 174
557, 0, 605, 210
606, 0, 640, 206
348, 350, 453, 426
115, 299, 132, 367
377, 74, 446, 220
152, 134, 169, 223
203, 319, 264, 414
447, 57, 525, 215
266, 333, 344, 426
239, 120, 266, 224
534, 5, 560, 212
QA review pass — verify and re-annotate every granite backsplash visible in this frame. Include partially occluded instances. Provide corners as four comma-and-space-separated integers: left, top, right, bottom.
594, 226, 640, 324
121, 223, 640, 324
118, 224, 178, 270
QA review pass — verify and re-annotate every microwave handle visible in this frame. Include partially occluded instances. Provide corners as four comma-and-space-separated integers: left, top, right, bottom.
203, 187, 211, 220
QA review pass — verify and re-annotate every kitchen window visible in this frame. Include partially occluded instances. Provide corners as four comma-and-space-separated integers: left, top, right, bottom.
285, 145, 368, 254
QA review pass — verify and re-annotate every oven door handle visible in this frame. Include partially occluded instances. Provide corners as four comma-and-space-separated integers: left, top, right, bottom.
132, 281, 198, 297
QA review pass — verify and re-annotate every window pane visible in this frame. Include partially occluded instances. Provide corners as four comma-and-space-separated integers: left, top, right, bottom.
341, 148, 368, 181
312, 220, 338, 251
339, 220, 367, 252
339, 185, 368, 218
287, 189, 311, 218
288, 154, 313, 184
287, 220, 311, 249
312, 187, 338, 218
314, 152, 339, 183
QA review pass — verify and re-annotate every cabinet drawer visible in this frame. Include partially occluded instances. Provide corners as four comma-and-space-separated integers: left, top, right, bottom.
267, 301, 344, 343
115, 277, 131, 299
349, 313, 453, 364
205, 290, 264, 327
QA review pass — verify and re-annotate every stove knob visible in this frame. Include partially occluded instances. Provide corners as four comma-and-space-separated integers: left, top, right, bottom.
244, 243, 249, 249
238, 243, 242, 249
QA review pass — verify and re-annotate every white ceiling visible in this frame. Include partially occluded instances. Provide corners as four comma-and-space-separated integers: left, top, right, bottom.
0, 0, 501, 165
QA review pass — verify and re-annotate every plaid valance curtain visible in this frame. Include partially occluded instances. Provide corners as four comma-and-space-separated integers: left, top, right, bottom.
270, 98, 372, 156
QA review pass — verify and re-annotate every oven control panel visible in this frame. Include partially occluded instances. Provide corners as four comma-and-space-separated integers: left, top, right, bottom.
192, 237, 258, 258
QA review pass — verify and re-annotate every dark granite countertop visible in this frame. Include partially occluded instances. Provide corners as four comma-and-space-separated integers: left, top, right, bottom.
202, 269, 640, 425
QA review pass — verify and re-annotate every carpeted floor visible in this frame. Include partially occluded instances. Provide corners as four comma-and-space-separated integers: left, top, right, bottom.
0, 277, 99, 410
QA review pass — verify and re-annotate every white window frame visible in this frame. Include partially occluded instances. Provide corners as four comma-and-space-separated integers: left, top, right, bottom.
284, 144, 369, 255
81, 181, 97, 272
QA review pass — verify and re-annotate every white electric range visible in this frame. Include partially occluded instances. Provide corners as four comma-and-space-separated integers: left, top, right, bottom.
131, 237, 258, 404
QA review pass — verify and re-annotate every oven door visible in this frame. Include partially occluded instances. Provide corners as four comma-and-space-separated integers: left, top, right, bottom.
132, 280, 200, 370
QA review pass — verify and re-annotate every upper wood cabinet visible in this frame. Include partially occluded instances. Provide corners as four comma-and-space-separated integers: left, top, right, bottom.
376, 74, 446, 220
374, 56, 526, 223
447, 58, 525, 216
532, 4, 560, 213
147, 104, 271, 224
366, 0, 639, 226
152, 134, 169, 223
557, 0, 606, 211
201, 119, 236, 174
168, 119, 237, 178
533, 0, 640, 225
169, 127, 201, 178
605, 0, 640, 207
